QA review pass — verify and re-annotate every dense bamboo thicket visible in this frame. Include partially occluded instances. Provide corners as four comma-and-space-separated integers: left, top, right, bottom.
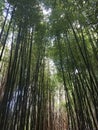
0, 0, 98, 130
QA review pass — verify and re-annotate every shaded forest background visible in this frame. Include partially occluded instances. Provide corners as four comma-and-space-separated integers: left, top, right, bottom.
0, 0, 98, 130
